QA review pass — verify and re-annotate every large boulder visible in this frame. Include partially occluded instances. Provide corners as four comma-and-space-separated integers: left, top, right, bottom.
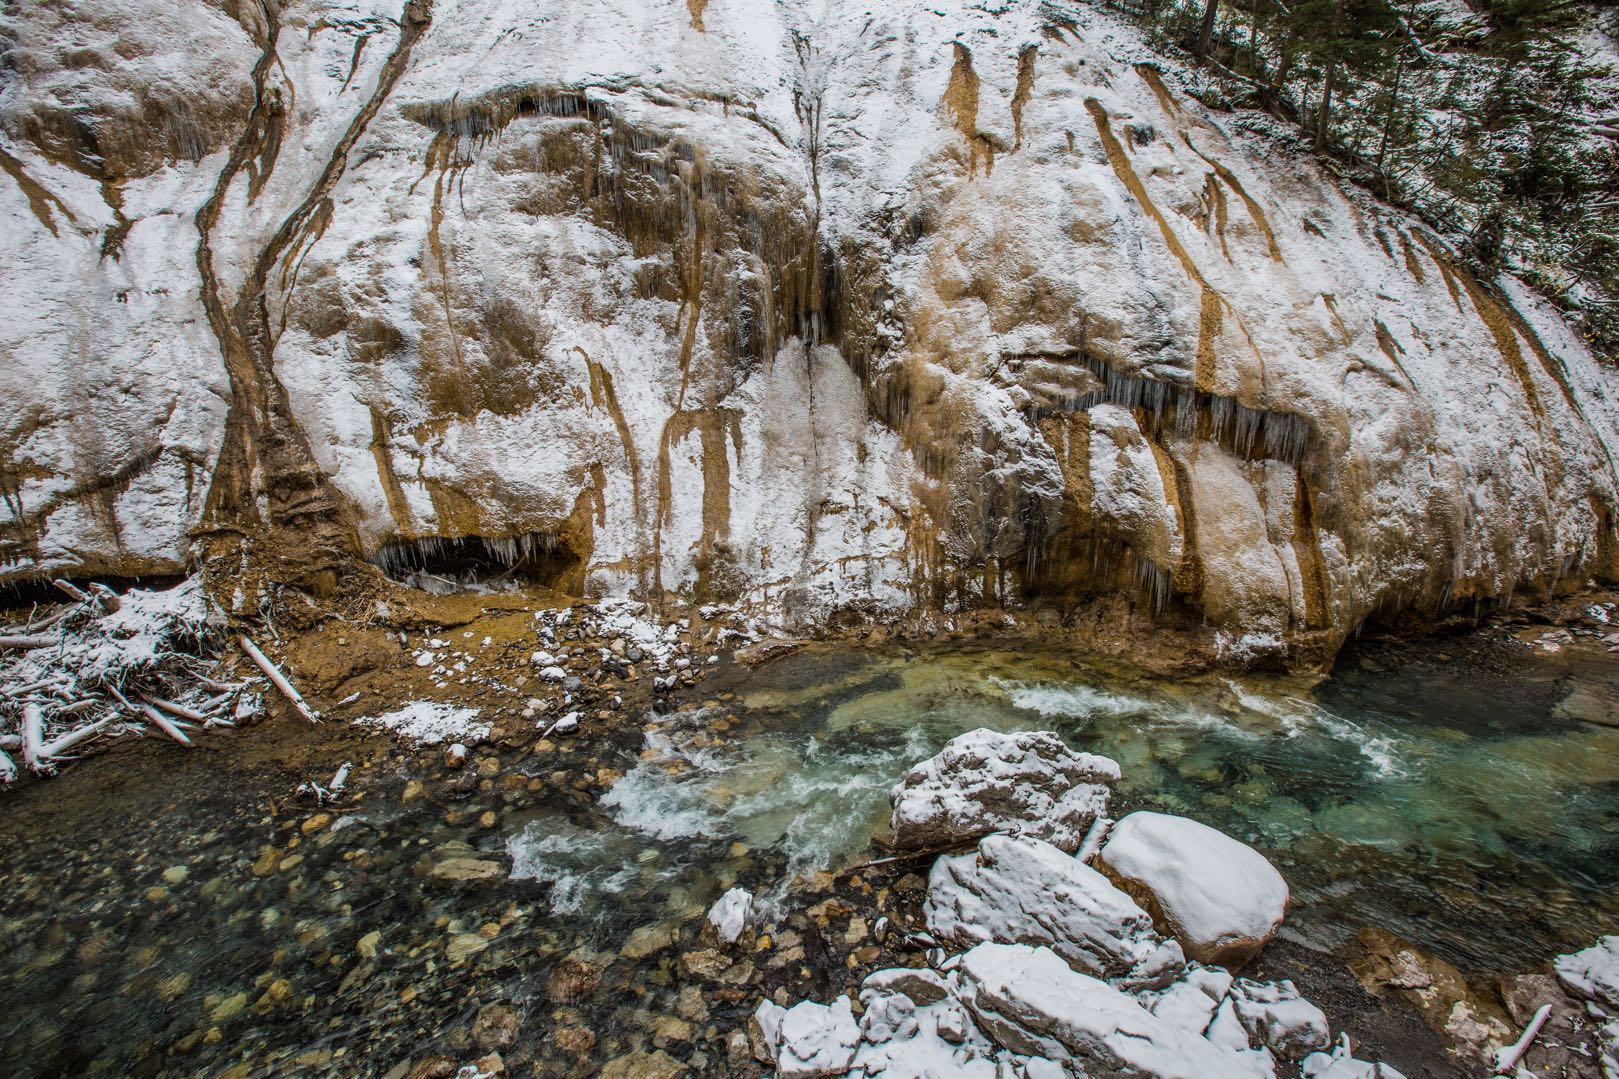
1098, 811, 1288, 966
927, 834, 1184, 989
1555, 935, 1619, 1009
889, 729, 1120, 853
956, 942, 1259, 1079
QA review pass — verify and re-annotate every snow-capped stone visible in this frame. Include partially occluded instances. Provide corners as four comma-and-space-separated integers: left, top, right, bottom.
539, 665, 568, 682
1139, 963, 1236, 1034
890, 729, 1120, 853
750, 1000, 786, 1063
862, 968, 951, 1006
956, 942, 1257, 1078
706, 887, 752, 944
1099, 811, 1289, 966
1554, 935, 1619, 1009
927, 834, 1184, 989
1299, 1042, 1409, 1078
775, 996, 862, 1078
1231, 978, 1332, 1059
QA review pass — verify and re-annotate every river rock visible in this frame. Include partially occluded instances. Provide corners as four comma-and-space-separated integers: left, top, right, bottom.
706, 887, 752, 944
862, 968, 950, 1007
774, 995, 862, 1078
956, 942, 1257, 1078
889, 729, 1120, 853
599, 1050, 687, 1079
1098, 811, 1288, 965
1555, 935, 1619, 1008
1138, 963, 1234, 1034
926, 834, 1184, 989
1229, 979, 1330, 1059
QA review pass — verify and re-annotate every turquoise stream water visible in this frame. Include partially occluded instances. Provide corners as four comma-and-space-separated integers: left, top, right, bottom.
513, 637, 1619, 973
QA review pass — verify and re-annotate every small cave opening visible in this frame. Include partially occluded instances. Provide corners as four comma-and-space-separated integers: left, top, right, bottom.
371, 533, 579, 595
0, 573, 187, 616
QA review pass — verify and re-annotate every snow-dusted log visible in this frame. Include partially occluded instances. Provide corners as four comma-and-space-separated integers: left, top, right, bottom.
0, 635, 57, 651
36, 713, 123, 760
21, 704, 46, 771
141, 693, 208, 724
108, 684, 192, 747
239, 637, 320, 723
1493, 1003, 1552, 1074
50, 580, 92, 604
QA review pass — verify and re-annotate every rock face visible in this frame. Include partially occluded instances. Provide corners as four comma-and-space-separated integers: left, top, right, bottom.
956, 942, 1257, 1079
890, 728, 1118, 852
925, 833, 1184, 989
4, 0, 1618, 666
1099, 811, 1288, 966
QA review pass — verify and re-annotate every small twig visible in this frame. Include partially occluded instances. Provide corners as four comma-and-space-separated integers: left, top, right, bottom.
847, 837, 980, 872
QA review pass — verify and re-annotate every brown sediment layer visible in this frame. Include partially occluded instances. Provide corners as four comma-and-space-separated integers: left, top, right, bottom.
1011, 46, 1038, 151
0, 144, 77, 237
1183, 134, 1282, 263
1087, 98, 1249, 396
196, 0, 437, 596
1135, 65, 1182, 120
943, 43, 995, 177
368, 406, 416, 535
1398, 231, 1427, 284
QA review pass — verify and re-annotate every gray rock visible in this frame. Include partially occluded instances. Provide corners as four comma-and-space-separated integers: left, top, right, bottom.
926, 834, 1184, 989
889, 729, 1118, 853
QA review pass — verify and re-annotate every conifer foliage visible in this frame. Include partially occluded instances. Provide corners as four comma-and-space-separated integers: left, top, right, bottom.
1094, 0, 1619, 360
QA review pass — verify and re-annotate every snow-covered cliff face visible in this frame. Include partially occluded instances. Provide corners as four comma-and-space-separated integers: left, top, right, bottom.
4, 0, 1617, 666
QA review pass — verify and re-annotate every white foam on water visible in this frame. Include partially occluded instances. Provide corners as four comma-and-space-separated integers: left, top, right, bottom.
996, 680, 1153, 720
507, 826, 645, 914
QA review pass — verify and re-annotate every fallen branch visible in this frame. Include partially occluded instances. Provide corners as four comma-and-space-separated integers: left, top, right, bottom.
1493, 1003, 1552, 1074
0, 635, 57, 651
50, 580, 92, 604
21, 704, 45, 771
107, 685, 192, 748
141, 693, 209, 724
239, 636, 320, 723
848, 837, 980, 872
36, 712, 124, 761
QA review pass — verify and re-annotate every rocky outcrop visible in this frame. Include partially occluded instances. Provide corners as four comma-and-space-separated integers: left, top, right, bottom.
925, 833, 1185, 989
1098, 810, 1289, 966
889, 728, 1118, 852
4, 0, 1617, 667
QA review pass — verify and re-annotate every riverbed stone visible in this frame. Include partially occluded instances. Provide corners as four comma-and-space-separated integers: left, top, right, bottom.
473, 1003, 519, 1049
622, 923, 676, 959
1098, 811, 1288, 966
889, 729, 1119, 853
956, 942, 1255, 1078
599, 1050, 688, 1079
926, 834, 1184, 989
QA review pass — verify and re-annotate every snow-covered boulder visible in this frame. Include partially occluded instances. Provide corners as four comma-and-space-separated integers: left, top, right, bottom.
1300, 1042, 1408, 1078
889, 729, 1120, 853
1231, 979, 1331, 1059
774, 996, 862, 1078
1098, 811, 1288, 966
1554, 935, 1619, 1009
1139, 963, 1235, 1034
956, 942, 1258, 1078
926, 834, 1184, 989
862, 968, 951, 1006
707, 887, 753, 944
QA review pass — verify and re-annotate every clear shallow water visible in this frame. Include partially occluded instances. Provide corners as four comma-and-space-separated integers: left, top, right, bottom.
512, 639, 1619, 973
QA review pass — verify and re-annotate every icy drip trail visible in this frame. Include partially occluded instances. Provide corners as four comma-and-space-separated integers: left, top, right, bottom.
194, 0, 435, 591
